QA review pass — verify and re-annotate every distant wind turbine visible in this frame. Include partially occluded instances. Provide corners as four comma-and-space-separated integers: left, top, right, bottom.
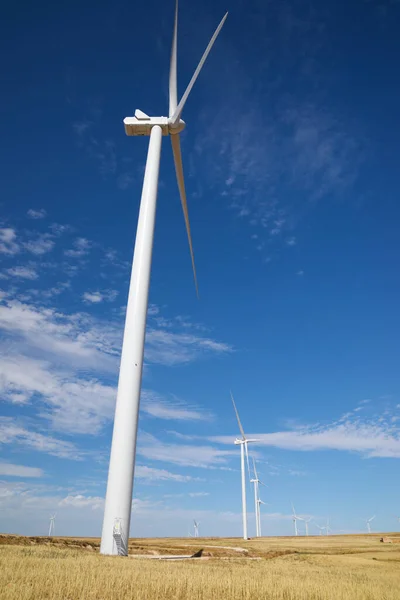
291, 504, 303, 537
365, 515, 375, 534
326, 517, 332, 536
193, 520, 200, 538
250, 457, 267, 537
304, 517, 312, 537
100, 1, 228, 556
315, 524, 326, 536
231, 392, 258, 540
48, 514, 56, 537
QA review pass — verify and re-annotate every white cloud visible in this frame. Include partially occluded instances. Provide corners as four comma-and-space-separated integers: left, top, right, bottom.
138, 433, 236, 468
0, 295, 231, 435
0, 462, 44, 478
0, 418, 82, 460
64, 237, 91, 258
0, 228, 19, 255
83, 291, 103, 304
135, 465, 199, 482
58, 494, 104, 510
145, 328, 232, 366
188, 492, 209, 497
0, 354, 116, 434
23, 234, 54, 255
6, 266, 38, 280
82, 290, 119, 304
211, 409, 400, 459
141, 390, 211, 421
0, 298, 119, 372
27, 209, 47, 219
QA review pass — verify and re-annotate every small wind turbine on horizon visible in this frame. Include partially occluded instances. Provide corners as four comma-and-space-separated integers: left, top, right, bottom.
231, 392, 258, 541
48, 514, 56, 537
315, 523, 326, 536
304, 517, 312, 537
100, 0, 228, 556
365, 515, 375, 534
193, 520, 200, 538
291, 504, 303, 537
326, 517, 332, 536
250, 457, 267, 537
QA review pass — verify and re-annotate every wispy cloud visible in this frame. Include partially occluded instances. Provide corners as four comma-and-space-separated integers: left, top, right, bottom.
64, 237, 91, 258
0, 294, 230, 435
211, 406, 400, 459
23, 233, 55, 255
0, 462, 44, 478
135, 465, 200, 483
0, 228, 19, 255
58, 494, 104, 510
138, 433, 236, 468
6, 266, 38, 280
82, 290, 118, 304
141, 390, 212, 422
145, 329, 232, 366
0, 418, 82, 460
27, 209, 47, 220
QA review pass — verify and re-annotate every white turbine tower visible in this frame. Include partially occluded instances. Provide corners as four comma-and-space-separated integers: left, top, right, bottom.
100, 2, 228, 556
48, 514, 56, 537
231, 392, 258, 541
250, 457, 267, 537
315, 524, 326, 536
365, 515, 375, 534
291, 504, 303, 537
193, 520, 200, 538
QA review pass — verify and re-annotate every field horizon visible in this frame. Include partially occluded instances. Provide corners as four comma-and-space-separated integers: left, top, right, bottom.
1, 532, 400, 599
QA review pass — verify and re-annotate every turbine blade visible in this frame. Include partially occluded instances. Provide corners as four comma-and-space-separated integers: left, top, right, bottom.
259, 480, 268, 488
291, 503, 296, 516
252, 456, 258, 480
230, 391, 246, 440
170, 134, 199, 296
170, 12, 228, 125
169, 0, 178, 117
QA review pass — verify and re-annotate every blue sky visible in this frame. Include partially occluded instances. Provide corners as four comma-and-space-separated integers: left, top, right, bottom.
1, 0, 400, 538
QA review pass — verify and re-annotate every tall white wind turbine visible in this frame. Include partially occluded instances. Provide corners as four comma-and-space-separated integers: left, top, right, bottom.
365, 515, 375, 534
48, 514, 56, 537
231, 392, 258, 540
100, 2, 228, 556
250, 457, 267, 537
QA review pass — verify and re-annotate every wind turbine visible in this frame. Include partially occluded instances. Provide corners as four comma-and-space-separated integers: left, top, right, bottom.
48, 514, 56, 537
304, 517, 312, 537
326, 517, 332, 536
193, 520, 200, 538
100, 2, 228, 556
315, 523, 326, 536
250, 457, 267, 537
291, 504, 303, 537
365, 515, 375, 534
231, 392, 258, 540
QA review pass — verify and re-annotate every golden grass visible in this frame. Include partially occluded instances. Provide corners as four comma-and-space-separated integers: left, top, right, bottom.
1, 534, 400, 600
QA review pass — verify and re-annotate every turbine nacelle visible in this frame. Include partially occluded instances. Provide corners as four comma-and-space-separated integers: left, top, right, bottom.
124, 110, 186, 137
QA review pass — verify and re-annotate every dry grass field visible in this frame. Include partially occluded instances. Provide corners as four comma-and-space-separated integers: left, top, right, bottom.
1, 533, 400, 599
